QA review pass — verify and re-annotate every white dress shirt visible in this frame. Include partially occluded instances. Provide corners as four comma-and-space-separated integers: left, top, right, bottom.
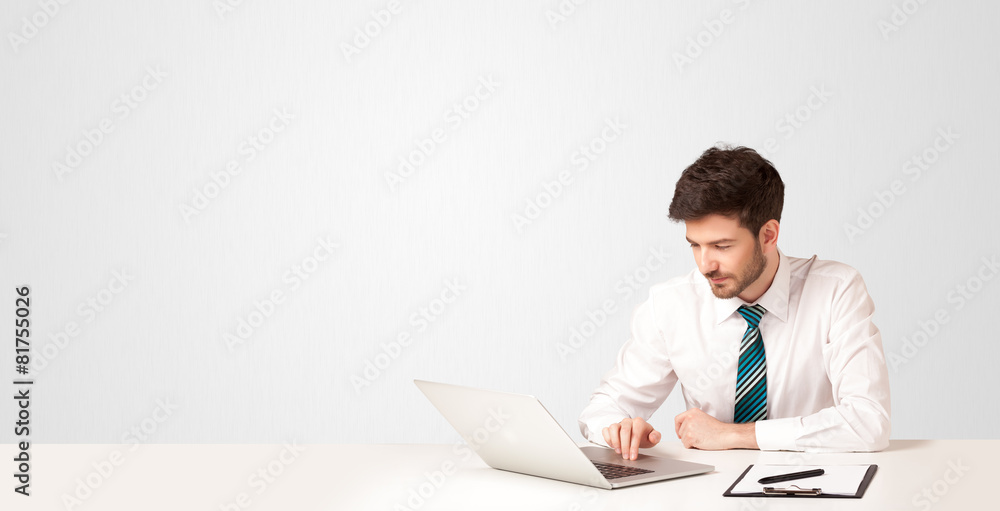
579, 249, 891, 452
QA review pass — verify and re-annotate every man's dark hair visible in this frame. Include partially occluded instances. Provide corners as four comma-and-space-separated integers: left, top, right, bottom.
667, 145, 784, 236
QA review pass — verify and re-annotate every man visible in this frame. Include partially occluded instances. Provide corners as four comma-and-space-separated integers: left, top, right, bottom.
578, 145, 891, 459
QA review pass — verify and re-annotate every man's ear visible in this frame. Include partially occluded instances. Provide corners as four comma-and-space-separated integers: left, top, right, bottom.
758, 219, 780, 251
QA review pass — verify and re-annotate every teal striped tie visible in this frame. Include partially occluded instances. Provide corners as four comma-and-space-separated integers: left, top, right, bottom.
735, 304, 767, 423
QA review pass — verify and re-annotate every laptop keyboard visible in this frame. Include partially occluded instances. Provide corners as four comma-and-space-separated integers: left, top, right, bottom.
592, 461, 654, 480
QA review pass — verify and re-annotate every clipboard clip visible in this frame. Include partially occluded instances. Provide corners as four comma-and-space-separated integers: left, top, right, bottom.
763, 485, 823, 496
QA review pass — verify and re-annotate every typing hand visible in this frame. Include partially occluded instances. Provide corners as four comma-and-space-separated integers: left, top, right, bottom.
602, 417, 662, 461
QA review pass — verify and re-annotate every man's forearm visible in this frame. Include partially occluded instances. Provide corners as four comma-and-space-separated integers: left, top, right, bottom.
726, 422, 759, 450
674, 408, 760, 450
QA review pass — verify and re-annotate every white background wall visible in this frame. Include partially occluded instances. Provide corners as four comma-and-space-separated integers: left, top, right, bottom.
1, 0, 998, 446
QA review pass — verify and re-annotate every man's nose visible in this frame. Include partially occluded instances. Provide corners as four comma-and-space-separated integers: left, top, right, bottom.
697, 249, 719, 274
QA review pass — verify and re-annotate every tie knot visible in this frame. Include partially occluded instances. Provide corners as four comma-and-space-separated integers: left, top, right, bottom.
737, 304, 767, 328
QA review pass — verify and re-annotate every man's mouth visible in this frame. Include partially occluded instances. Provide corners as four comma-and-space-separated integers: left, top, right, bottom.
706, 274, 729, 284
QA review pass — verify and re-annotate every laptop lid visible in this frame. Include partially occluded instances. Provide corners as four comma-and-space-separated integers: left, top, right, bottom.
415, 379, 613, 488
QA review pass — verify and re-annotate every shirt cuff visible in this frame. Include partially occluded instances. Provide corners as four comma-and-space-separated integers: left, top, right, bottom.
754, 417, 803, 451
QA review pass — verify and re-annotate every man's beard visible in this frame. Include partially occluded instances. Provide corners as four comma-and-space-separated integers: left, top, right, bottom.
704, 241, 767, 299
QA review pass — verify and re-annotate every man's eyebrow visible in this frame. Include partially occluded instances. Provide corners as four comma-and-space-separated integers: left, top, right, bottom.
685, 237, 738, 245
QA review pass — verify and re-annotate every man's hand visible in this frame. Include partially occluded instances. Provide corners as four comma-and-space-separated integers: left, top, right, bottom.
674, 408, 758, 450
602, 417, 662, 461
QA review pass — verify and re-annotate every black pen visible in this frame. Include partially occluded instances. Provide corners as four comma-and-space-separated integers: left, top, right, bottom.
757, 468, 825, 485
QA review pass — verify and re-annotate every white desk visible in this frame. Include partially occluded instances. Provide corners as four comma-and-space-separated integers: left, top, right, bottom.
1, 440, 994, 509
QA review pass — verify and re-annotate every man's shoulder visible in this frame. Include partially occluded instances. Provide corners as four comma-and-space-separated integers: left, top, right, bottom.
647, 267, 709, 302
785, 252, 865, 286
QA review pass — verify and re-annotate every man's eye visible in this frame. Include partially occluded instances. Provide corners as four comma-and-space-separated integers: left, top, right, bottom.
716, 246, 730, 250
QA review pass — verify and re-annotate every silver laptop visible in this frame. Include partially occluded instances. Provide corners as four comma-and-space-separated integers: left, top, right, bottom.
414, 379, 714, 489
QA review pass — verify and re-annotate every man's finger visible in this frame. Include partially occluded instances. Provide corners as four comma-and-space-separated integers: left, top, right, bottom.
607, 424, 621, 452
674, 411, 686, 438
630, 422, 645, 460
676, 419, 690, 448
648, 429, 662, 446
618, 420, 633, 459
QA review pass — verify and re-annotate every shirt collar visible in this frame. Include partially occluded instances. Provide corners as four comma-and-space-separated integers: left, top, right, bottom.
713, 247, 790, 325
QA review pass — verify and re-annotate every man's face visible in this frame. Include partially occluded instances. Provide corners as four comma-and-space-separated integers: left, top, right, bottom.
685, 214, 767, 299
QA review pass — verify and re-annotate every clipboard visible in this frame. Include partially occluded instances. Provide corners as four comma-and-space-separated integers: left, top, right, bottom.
723, 464, 878, 498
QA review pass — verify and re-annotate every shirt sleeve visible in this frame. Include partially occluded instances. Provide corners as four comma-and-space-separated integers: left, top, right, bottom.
578, 296, 679, 446
755, 270, 892, 452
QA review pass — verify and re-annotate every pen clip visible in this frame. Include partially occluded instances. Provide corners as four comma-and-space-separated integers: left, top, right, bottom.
763, 485, 822, 496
